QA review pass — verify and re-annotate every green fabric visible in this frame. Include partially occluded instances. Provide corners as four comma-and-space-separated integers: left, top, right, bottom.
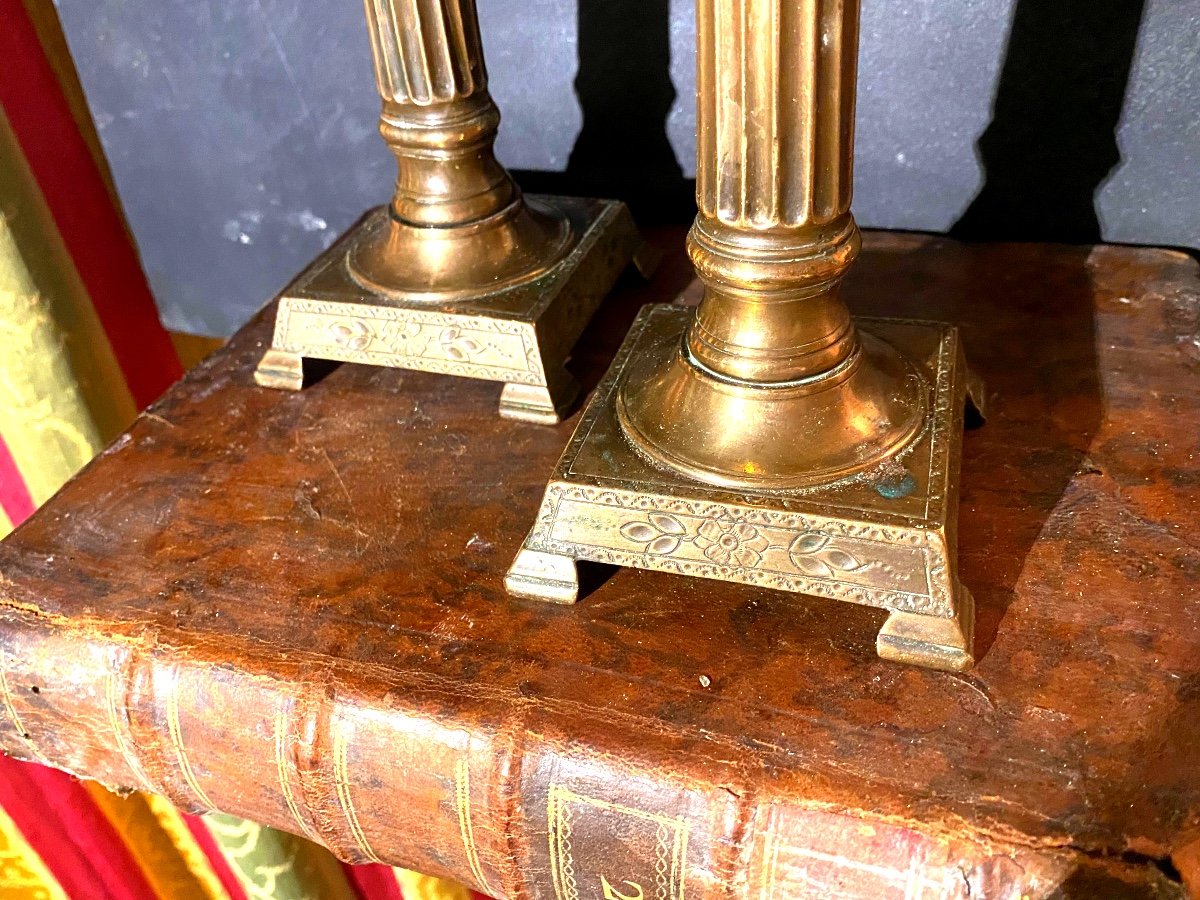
203, 814, 358, 900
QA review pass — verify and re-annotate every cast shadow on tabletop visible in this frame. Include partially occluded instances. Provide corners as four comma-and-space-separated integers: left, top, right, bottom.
943, 0, 1144, 669
513, 0, 694, 224
522, 0, 697, 409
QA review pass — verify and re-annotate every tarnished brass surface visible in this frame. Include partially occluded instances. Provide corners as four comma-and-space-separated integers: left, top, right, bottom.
509, 0, 982, 669
255, 0, 640, 421
620, 0, 926, 487
507, 307, 982, 671
616, 326, 928, 489
256, 197, 639, 424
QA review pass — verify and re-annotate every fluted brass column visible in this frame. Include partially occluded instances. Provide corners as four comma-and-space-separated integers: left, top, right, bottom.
253, 0, 643, 423
508, 0, 982, 671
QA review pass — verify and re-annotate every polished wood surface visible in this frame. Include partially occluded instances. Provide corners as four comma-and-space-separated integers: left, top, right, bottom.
0, 231, 1196, 897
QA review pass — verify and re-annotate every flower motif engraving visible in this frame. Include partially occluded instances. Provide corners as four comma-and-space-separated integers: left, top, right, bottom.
694, 520, 770, 567
329, 320, 372, 351
439, 327, 486, 362
615, 515, 868, 579
618, 514, 770, 568
787, 532, 862, 578
380, 319, 426, 355
620, 513, 686, 555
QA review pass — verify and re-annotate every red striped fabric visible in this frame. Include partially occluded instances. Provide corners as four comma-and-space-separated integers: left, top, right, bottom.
343, 864, 406, 900
0, 437, 36, 528
1, 6, 496, 898
0, 755, 159, 899
0, 0, 182, 409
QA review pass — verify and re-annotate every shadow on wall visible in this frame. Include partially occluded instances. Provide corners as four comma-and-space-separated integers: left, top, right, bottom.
952, 0, 1147, 244
515, 0, 694, 224
518, 0, 1149, 240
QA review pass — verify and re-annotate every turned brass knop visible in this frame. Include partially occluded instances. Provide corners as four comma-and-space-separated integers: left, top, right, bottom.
348, 0, 571, 299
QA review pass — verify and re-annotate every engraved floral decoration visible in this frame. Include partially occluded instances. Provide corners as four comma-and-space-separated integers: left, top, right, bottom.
787, 532, 863, 577
329, 319, 373, 351
325, 318, 513, 365
380, 319, 426, 354
619, 513, 687, 556
618, 514, 865, 579
694, 519, 770, 567
439, 326, 490, 362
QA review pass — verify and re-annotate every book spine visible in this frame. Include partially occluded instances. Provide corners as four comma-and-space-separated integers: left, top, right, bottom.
0, 613, 1168, 900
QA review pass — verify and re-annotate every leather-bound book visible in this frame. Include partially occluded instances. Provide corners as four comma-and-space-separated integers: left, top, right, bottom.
0, 232, 1197, 900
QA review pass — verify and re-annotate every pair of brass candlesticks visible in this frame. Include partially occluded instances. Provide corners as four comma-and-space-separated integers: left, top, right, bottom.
257, 0, 982, 671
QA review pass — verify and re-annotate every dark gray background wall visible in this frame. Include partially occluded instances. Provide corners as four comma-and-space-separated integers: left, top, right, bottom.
52, 0, 1199, 337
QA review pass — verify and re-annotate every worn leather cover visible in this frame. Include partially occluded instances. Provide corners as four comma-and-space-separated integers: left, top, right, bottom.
0, 232, 1196, 899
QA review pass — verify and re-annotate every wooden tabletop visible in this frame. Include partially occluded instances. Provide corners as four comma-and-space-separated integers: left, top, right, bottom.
1, 230, 1197, 894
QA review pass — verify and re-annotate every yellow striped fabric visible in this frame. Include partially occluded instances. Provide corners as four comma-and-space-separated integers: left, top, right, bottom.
0, 806, 67, 900
86, 788, 233, 900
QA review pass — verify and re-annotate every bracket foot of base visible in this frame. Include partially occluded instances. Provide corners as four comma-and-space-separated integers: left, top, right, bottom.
253, 349, 304, 391
876, 591, 975, 672
505, 550, 580, 603
499, 372, 580, 425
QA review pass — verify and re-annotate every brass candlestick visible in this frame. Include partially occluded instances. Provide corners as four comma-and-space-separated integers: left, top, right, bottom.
255, 0, 644, 423
508, 0, 983, 670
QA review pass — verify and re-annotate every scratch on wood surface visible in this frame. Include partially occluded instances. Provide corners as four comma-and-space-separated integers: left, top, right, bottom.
319, 448, 353, 508
943, 673, 996, 713
318, 448, 372, 555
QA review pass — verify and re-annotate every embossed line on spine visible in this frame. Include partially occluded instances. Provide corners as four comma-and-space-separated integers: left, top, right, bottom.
0, 656, 46, 764
106, 662, 154, 792
332, 727, 383, 863
455, 759, 494, 893
494, 712, 530, 900
757, 804, 780, 900
672, 819, 688, 900
164, 667, 216, 810
546, 787, 579, 900
275, 703, 319, 842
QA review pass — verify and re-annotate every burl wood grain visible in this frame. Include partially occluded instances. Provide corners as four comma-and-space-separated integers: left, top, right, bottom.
0, 232, 1197, 897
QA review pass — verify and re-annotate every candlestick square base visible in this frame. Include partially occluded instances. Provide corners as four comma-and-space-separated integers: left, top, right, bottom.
507, 304, 983, 671
254, 196, 643, 424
